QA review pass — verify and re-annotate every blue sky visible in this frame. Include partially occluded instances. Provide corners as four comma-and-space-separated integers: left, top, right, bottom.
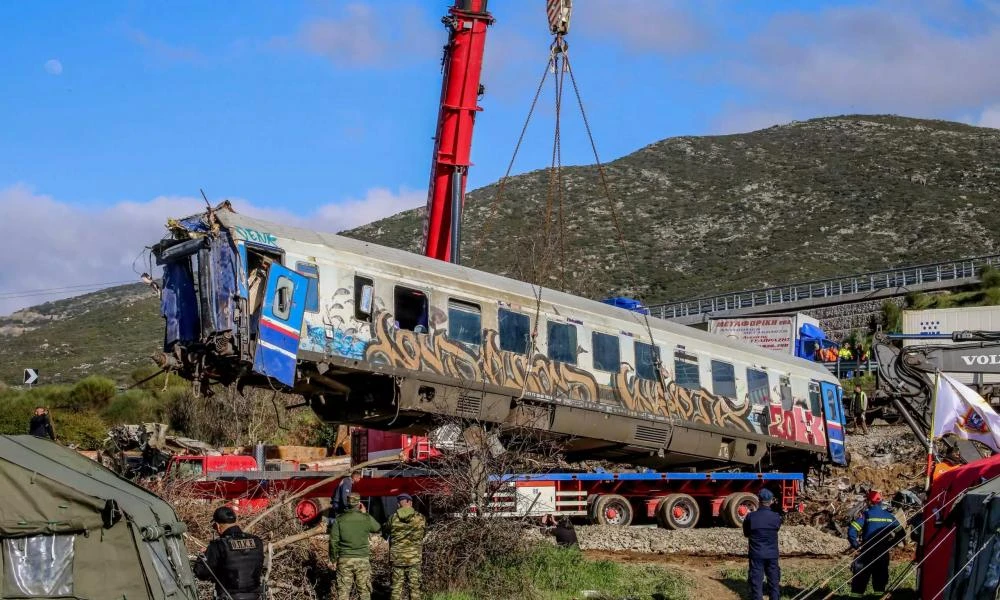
1, 0, 998, 314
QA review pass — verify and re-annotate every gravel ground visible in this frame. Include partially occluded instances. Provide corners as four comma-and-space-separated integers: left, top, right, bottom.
527, 524, 850, 556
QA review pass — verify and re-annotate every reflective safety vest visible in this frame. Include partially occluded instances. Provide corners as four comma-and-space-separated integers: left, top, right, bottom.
848, 504, 900, 550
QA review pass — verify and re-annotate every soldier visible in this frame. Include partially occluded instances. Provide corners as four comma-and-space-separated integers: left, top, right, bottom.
849, 490, 902, 596
387, 493, 427, 600
193, 506, 265, 600
329, 492, 381, 600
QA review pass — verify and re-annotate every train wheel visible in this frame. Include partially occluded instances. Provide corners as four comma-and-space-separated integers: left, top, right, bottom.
657, 493, 700, 530
593, 494, 633, 526
722, 492, 758, 528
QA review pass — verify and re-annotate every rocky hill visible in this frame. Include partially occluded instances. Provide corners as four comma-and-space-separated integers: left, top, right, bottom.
2, 114, 998, 384
349, 114, 1000, 303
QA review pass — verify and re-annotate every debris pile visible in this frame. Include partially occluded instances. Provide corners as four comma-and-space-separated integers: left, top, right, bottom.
797, 424, 927, 533
528, 525, 850, 556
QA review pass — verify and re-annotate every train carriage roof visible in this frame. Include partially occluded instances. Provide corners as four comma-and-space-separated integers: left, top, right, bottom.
191, 205, 835, 380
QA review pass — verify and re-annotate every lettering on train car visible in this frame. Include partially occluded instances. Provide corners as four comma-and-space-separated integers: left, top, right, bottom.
234, 226, 279, 247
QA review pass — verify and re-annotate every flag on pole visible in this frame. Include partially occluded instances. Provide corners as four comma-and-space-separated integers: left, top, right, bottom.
932, 373, 1000, 453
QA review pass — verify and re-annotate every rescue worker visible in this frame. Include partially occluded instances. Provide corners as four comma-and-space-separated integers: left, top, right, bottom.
852, 385, 869, 435
848, 490, 901, 596
387, 493, 426, 600
541, 514, 579, 548
329, 470, 363, 531
28, 406, 55, 440
329, 492, 381, 600
742, 488, 782, 600
193, 506, 265, 600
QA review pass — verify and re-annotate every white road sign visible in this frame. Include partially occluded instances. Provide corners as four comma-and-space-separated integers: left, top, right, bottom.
23, 369, 38, 385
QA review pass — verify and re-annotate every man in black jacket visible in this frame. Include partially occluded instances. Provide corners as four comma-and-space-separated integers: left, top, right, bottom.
743, 488, 782, 600
194, 507, 265, 600
28, 407, 55, 440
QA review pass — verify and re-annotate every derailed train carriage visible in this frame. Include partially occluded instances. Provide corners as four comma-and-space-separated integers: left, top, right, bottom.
153, 203, 848, 472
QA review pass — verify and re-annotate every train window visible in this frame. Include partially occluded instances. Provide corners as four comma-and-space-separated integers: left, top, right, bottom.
295, 262, 320, 313
272, 276, 294, 320
547, 321, 577, 365
635, 341, 659, 381
747, 369, 770, 405
448, 300, 482, 346
673, 353, 700, 390
780, 376, 793, 410
710, 360, 737, 399
394, 286, 429, 333
808, 381, 822, 415
592, 332, 620, 372
354, 276, 374, 322
499, 309, 531, 353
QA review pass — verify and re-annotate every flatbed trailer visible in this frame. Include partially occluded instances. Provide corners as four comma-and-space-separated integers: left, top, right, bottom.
182, 464, 803, 530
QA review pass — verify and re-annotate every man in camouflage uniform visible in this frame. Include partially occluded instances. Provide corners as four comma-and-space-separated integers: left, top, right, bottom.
329, 493, 381, 600
387, 493, 426, 600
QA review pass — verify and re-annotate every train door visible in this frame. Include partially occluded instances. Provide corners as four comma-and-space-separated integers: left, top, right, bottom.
251, 262, 308, 386
820, 381, 848, 465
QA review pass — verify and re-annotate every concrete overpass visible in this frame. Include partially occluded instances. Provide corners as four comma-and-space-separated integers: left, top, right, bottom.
649, 254, 1000, 326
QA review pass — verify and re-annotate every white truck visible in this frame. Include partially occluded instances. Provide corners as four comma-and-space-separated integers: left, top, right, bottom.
707, 313, 833, 360
902, 306, 1000, 389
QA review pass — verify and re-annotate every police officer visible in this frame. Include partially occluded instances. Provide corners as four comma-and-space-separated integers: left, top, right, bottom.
387, 493, 427, 600
743, 488, 782, 600
848, 490, 901, 596
194, 506, 265, 600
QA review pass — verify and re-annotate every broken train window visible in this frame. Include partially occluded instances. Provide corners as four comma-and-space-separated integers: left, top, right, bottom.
295, 262, 320, 313
354, 276, 374, 322
673, 351, 701, 391
635, 341, 660, 381
3, 535, 75, 597
394, 286, 429, 333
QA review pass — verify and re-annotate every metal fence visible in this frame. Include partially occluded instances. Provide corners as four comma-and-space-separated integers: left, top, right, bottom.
649, 254, 1000, 320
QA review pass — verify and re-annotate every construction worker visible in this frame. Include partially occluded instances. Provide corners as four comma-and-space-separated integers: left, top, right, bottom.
848, 490, 901, 596
193, 506, 265, 600
743, 488, 782, 600
387, 493, 426, 600
329, 492, 381, 600
852, 385, 869, 435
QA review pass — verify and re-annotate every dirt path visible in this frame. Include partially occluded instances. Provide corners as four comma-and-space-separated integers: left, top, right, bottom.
583, 551, 849, 600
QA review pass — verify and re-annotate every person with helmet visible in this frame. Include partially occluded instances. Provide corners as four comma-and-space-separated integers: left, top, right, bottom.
329, 492, 382, 600
193, 506, 265, 600
387, 493, 427, 600
742, 488, 783, 600
848, 490, 902, 595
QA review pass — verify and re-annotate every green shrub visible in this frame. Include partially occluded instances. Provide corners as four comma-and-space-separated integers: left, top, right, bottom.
51, 411, 107, 450
68, 376, 116, 412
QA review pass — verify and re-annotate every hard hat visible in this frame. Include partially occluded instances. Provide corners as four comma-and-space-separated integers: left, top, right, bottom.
867, 490, 882, 504
757, 488, 775, 502
397, 493, 413, 502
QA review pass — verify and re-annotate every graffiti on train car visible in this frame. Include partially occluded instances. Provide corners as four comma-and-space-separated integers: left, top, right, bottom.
300, 306, 827, 448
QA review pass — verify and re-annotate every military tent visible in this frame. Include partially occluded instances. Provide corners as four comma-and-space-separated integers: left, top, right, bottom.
0, 435, 198, 599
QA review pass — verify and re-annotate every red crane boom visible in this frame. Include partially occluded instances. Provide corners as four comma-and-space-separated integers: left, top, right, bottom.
421, 0, 494, 263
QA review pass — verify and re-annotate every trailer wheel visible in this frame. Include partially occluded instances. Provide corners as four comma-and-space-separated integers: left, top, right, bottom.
657, 493, 700, 530
592, 494, 633, 526
722, 492, 758, 527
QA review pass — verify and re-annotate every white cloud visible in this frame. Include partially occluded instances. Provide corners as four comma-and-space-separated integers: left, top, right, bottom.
977, 104, 1000, 129
574, 0, 711, 55
0, 185, 423, 316
43, 59, 62, 75
731, 4, 1000, 114
292, 4, 438, 68
122, 24, 204, 64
